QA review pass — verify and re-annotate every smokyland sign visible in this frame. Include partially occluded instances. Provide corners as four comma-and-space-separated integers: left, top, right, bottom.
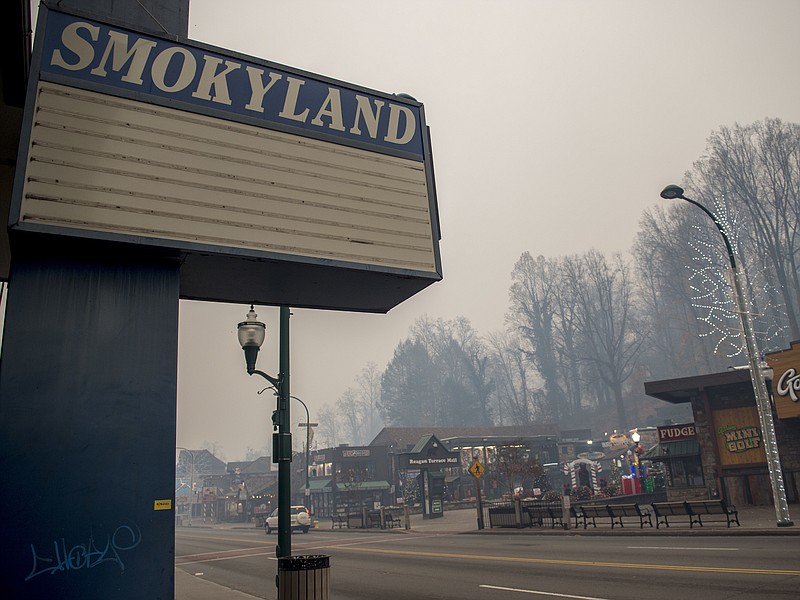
13, 6, 441, 311
39, 9, 424, 159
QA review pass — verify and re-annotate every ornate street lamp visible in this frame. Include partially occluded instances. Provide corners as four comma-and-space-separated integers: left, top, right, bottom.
659, 185, 793, 527
630, 431, 641, 479
237, 305, 295, 556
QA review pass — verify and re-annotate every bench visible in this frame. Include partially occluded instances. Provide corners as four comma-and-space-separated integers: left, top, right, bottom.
524, 505, 549, 527
652, 500, 740, 528
607, 503, 653, 529
570, 506, 584, 529
367, 510, 383, 528
523, 505, 564, 529
651, 501, 688, 528
347, 512, 364, 528
330, 513, 347, 529
545, 506, 565, 529
686, 500, 740, 528
579, 505, 610, 528
384, 511, 402, 528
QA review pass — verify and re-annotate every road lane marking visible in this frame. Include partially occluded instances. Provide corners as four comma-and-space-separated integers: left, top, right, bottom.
176, 549, 277, 565
175, 535, 400, 565
627, 546, 738, 551
480, 585, 610, 599
337, 546, 800, 576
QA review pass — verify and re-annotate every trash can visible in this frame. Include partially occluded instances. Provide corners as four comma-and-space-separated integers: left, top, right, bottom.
276, 555, 330, 600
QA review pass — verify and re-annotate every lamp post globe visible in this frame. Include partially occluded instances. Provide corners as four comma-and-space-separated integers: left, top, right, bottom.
660, 184, 685, 200
237, 305, 266, 375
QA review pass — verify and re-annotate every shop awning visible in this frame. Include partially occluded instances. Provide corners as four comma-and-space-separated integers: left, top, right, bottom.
641, 440, 700, 461
335, 480, 391, 492
298, 479, 332, 494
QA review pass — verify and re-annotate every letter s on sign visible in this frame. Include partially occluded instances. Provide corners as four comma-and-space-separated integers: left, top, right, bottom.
51, 21, 100, 71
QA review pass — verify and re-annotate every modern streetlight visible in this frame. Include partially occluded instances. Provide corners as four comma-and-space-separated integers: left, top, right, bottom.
237, 304, 294, 556
296, 408, 318, 511
659, 184, 793, 527
258, 387, 317, 511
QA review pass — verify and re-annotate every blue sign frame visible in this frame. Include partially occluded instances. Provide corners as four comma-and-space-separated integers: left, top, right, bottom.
35, 7, 427, 161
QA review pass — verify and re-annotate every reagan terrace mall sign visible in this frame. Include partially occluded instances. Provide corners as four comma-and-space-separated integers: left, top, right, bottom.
766, 341, 800, 420
12, 6, 441, 312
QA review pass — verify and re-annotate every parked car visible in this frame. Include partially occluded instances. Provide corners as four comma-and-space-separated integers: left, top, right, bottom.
265, 505, 311, 534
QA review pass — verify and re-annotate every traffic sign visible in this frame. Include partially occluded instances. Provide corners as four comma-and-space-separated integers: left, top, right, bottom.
469, 460, 485, 479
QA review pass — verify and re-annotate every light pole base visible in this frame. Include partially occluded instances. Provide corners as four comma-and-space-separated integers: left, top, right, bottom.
777, 519, 794, 527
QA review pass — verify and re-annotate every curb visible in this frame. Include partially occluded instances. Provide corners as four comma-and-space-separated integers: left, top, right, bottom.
461, 527, 800, 537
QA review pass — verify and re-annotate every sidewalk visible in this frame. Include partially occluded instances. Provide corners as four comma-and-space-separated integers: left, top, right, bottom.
396, 504, 798, 536
176, 505, 798, 599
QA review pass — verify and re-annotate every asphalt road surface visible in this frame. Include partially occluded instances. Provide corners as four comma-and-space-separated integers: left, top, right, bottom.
176, 527, 800, 599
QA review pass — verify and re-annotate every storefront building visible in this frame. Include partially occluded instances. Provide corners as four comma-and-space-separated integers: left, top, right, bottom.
645, 366, 800, 507
304, 446, 392, 517
640, 423, 704, 501
370, 426, 561, 503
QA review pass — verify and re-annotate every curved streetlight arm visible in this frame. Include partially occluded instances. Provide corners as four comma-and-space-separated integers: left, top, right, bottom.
257, 388, 312, 510
291, 395, 312, 510
661, 185, 737, 270
291, 395, 309, 416
250, 370, 281, 389
679, 195, 738, 270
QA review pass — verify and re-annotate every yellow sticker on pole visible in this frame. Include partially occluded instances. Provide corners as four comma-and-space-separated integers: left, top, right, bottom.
154, 499, 172, 511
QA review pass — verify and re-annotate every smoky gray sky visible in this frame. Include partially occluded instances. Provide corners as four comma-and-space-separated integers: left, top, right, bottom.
176, 0, 800, 461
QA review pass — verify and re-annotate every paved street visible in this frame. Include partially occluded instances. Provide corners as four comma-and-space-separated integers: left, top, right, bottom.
176, 507, 800, 599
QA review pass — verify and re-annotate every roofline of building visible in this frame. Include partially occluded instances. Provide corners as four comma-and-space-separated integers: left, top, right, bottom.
644, 368, 754, 404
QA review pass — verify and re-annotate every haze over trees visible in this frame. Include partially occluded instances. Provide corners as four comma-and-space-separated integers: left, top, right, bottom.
309, 118, 799, 450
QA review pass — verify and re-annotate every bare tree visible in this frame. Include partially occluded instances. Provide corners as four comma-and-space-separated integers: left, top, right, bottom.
633, 204, 732, 378
486, 331, 542, 425
508, 253, 568, 422
401, 316, 494, 426
379, 339, 438, 426
685, 118, 800, 344
494, 440, 544, 497
355, 361, 385, 443
336, 387, 366, 445
315, 403, 340, 449
569, 251, 644, 431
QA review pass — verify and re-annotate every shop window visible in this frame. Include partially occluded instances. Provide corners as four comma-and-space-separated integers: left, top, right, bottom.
336, 462, 374, 482
668, 457, 704, 488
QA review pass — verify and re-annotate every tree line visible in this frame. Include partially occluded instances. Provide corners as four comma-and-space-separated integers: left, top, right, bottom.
311, 118, 800, 448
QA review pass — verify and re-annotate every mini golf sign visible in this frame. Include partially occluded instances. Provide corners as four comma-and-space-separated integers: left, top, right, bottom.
12, 5, 441, 312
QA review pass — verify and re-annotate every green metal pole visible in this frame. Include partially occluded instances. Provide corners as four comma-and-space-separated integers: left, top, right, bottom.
276, 306, 292, 557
